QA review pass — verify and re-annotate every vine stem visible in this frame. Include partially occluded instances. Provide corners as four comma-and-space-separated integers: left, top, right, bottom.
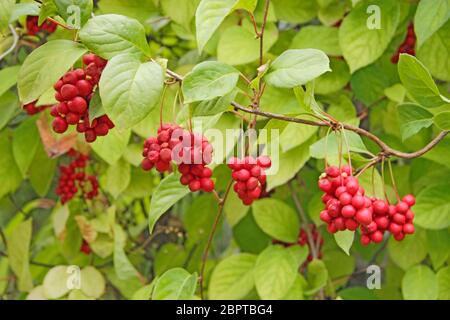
388, 159, 401, 202
166, 67, 448, 161
199, 180, 233, 300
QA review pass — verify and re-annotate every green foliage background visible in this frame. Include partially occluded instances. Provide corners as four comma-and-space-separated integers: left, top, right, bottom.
0, 0, 449, 300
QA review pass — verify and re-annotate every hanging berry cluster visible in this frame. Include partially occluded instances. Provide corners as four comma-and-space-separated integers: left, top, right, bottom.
26, 16, 57, 36
228, 156, 271, 205
22, 101, 49, 115
56, 149, 99, 204
391, 23, 416, 64
318, 165, 415, 245
50, 53, 114, 143
141, 124, 215, 193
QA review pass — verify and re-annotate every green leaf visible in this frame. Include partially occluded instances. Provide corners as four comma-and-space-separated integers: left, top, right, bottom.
195, 0, 237, 53
334, 230, 354, 255
103, 158, 131, 198
29, 142, 57, 197
99, 54, 164, 129
131, 281, 156, 300
43, 266, 70, 299
149, 173, 190, 233
384, 83, 406, 103
414, 184, 450, 229
38, 0, 58, 25
192, 89, 237, 117
209, 253, 257, 300
267, 141, 312, 190
437, 267, 450, 300
0, 0, 14, 36
315, 58, 350, 95
402, 265, 438, 300
217, 22, 278, 66
114, 224, 139, 280
265, 49, 331, 88
12, 118, 39, 177
0, 132, 22, 199
80, 266, 105, 299
18, 40, 88, 104
398, 54, 445, 108
434, 111, 450, 130
54, 0, 93, 28
152, 268, 197, 300
417, 20, 450, 82
91, 128, 131, 165
339, 287, 379, 300
252, 199, 300, 243
305, 259, 328, 294
79, 14, 150, 59
0, 92, 19, 131
7, 219, 33, 292
271, 0, 317, 24
397, 103, 434, 141
426, 230, 450, 270
26, 285, 47, 300
182, 61, 239, 103
279, 121, 318, 152
254, 245, 299, 300
339, 0, 400, 73
290, 25, 341, 56
233, 0, 258, 12
9, 3, 40, 23
97, 0, 157, 24
414, 0, 450, 48
161, 0, 197, 28
282, 275, 305, 300
0, 65, 20, 97
388, 230, 427, 270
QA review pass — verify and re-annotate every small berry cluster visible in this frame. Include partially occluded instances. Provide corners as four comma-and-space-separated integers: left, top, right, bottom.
141, 124, 183, 173
141, 124, 215, 193
50, 54, 114, 143
80, 240, 92, 255
56, 149, 99, 204
22, 101, 49, 115
318, 165, 416, 245
391, 23, 416, 64
273, 224, 324, 266
26, 16, 57, 36
176, 131, 214, 192
228, 156, 271, 205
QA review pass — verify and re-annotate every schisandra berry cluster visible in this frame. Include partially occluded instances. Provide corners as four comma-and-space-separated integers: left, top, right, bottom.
228, 156, 271, 205
50, 54, 114, 143
391, 23, 416, 64
22, 101, 49, 115
318, 165, 415, 245
26, 16, 57, 36
56, 149, 99, 204
141, 124, 215, 193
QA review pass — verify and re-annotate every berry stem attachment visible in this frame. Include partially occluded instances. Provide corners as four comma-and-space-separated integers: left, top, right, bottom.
388, 159, 401, 202
159, 84, 168, 127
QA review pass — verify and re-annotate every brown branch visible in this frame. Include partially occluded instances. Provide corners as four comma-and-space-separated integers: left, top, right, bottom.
259, 0, 270, 66
164, 71, 448, 161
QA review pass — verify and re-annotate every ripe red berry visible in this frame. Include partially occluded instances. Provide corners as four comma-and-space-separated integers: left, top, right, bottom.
402, 194, 416, 207
52, 117, 68, 133
356, 208, 372, 225
326, 166, 340, 178
341, 205, 356, 218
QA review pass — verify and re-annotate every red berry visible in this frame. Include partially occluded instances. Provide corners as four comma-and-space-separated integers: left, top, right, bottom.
351, 195, 365, 209
402, 194, 416, 207
373, 200, 388, 215
200, 178, 214, 192
76, 80, 93, 97
257, 156, 271, 168
341, 205, 356, 218
356, 208, 372, 225
189, 180, 201, 192
67, 97, 88, 114
66, 112, 80, 125
326, 166, 340, 178
396, 201, 409, 213
370, 231, 384, 243
85, 129, 97, 143
339, 192, 352, 206
52, 117, 68, 133
403, 223, 415, 234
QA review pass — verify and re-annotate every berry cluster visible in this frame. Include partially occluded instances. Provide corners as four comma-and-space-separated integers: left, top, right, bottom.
22, 101, 49, 115
26, 16, 57, 36
141, 124, 182, 173
141, 124, 215, 193
56, 149, 99, 204
318, 165, 416, 245
391, 23, 416, 64
228, 156, 271, 205
273, 224, 324, 266
50, 54, 114, 143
